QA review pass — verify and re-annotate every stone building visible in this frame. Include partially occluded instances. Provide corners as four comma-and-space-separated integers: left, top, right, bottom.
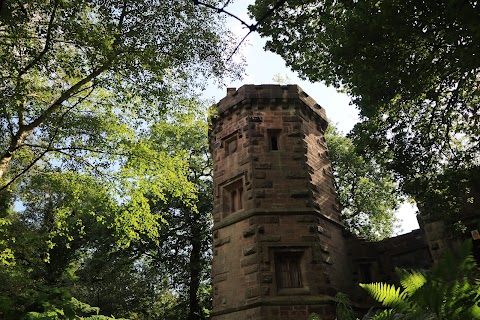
208, 84, 479, 320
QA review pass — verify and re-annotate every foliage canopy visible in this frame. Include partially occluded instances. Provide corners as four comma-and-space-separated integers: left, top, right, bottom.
325, 125, 401, 240
0, 1, 235, 318
250, 0, 480, 214
0, 0, 238, 185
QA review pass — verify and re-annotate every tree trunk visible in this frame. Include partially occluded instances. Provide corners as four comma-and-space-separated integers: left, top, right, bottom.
0, 130, 29, 182
0, 152, 13, 181
187, 218, 202, 320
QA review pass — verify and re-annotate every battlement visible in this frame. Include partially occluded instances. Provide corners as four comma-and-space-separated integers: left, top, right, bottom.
212, 84, 328, 129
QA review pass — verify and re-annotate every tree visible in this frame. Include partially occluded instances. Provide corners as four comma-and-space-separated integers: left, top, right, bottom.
1, 1, 232, 318
140, 106, 213, 320
0, 101, 215, 319
0, 0, 239, 186
249, 0, 480, 215
0, 171, 120, 319
68, 106, 214, 319
0, 0, 238, 289
326, 125, 401, 240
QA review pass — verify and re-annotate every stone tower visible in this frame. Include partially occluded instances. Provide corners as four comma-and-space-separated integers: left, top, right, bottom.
209, 85, 352, 320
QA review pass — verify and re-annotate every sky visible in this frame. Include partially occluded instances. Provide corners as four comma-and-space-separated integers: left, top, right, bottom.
203, 2, 420, 235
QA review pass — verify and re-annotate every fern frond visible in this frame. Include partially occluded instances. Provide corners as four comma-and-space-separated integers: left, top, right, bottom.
335, 292, 356, 320
365, 309, 396, 320
397, 269, 426, 295
449, 287, 480, 319
469, 295, 480, 320
360, 282, 411, 312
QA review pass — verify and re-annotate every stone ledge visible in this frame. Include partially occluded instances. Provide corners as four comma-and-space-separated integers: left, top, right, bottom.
213, 236, 231, 247
212, 209, 345, 231
210, 295, 336, 317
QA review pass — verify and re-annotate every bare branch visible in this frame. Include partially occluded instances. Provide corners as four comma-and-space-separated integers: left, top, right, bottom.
221, 0, 233, 10
194, 0, 287, 61
48, 146, 131, 158
195, 1, 250, 30
227, 30, 253, 61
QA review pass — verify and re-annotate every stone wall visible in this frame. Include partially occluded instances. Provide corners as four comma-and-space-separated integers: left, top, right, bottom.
209, 85, 351, 320
347, 229, 431, 308
209, 84, 476, 320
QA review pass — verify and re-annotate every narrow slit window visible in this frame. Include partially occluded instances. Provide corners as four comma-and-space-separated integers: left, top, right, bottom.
268, 129, 281, 151
237, 187, 243, 210
271, 136, 278, 150
231, 190, 237, 212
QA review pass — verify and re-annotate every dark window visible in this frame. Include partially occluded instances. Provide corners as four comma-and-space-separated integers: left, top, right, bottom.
275, 252, 303, 288
268, 129, 281, 151
359, 264, 372, 283
270, 136, 278, 150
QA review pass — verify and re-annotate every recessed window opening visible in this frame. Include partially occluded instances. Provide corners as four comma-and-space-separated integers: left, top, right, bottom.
271, 136, 278, 150
275, 252, 303, 288
223, 178, 244, 214
230, 186, 243, 212
268, 129, 281, 151
359, 263, 372, 283
223, 132, 239, 157
227, 138, 237, 155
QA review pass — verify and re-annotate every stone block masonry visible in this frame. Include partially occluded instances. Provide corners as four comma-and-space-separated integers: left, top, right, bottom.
209, 84, 477, 319
209, 85, 352, 320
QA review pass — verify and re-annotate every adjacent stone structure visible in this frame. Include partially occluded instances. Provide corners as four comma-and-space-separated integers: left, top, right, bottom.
209, 84, 480, 320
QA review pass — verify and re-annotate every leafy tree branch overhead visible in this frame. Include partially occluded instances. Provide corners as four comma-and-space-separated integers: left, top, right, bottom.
194, 0, 287, 60
249, 0, 480, 215
0, 0, 240, 188
0, 2, 238, 317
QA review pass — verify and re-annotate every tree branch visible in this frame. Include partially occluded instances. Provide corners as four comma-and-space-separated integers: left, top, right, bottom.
23, 67, 108, 133
194, 0, 287, 61
17, 0, 126, 135
195, 1, 251, 30
0, 147, 50, 192
0, 87, 95, 191
51, 149, 104, 173
18, 0, 60, 78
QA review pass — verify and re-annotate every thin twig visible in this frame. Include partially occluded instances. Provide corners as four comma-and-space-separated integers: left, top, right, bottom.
195, 0, 251, 29
51, 149, 103, 174
194, 0, 287, 61
226, 30, 253, 62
